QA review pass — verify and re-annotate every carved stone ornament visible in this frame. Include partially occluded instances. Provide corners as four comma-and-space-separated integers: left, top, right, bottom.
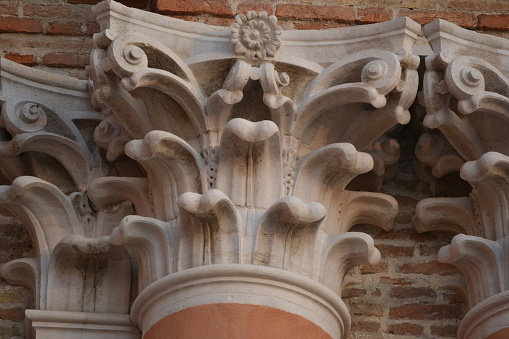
0, 1, 425, 338
414, 20, 509, 339
230, 11, 282, 59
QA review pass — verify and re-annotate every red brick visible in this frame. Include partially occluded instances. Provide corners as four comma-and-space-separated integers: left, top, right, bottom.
431, 324, 459, 337
389, 304, 463, 320
47, 22, 85, 35
237, 2, 275, 15
388, 323, 424, 335
377, 245, 414, 257
276, 4, 355, 23
397, 261, 459, 276
0, 309, 25, 322
357, 7, 393, 24
157, 0, 231, 17
3, 53, 37, 66
398, 10, 476, 28
479, 15, 509, 30
0, 17, 42, 33
389, 286, 436, 299
43, 52, 89, 68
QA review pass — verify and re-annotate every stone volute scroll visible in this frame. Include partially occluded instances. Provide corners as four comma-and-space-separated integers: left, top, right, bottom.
1, 0, 420, 338
85, 1, 420, 338
0, 59, 138, 338
414, 20, 509, 339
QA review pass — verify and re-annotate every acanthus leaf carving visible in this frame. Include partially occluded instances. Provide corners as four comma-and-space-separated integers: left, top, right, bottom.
178, 190, 241, 267
1, 4, 427, 338
46, 235, 131, 314
125, 130, 206, 221
217, 118, 281, 208
110, 216, 174, 292
254, 196, 326, 276
321, 232, 380, 295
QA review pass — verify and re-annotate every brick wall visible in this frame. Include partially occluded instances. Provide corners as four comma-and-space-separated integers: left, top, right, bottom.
1, 0, 506, 337
0, 216, 34, 339
1, 0, 509, 78
343, 122, 466, 338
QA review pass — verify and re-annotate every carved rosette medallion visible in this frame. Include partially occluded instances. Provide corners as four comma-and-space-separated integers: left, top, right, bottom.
230, 11, 282, 59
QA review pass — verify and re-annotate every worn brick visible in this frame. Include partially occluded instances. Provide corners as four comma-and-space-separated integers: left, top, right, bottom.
342, 287, 367, 299
0, 34, 94, 52
68, 0, 148, 8
388, 323, 424, 335
237, 2, 275, 15
171, 15, 234, 26
389, 286, 436, 299
447, 0, 509, 12
0, 309, 25, 322
3, 53, 37, 66
0, 288, 31, 304
0, 17, 43, 33
350, 302, 384, 316
293, 21, 350, 30
43, 52, 89, 68
360, 259, 388, 274
157, 0, 231, 17
377, 244, 415, 257
351, 320, 381, 333
357, 7, 393, 24
397, 261, 459, 276
0, 6, 18, 16
479, 15, 509, 31
47, 22, 85, 35
431, 324, 459, 337
390, 304, 463, 320
23, 5, 95, 20
398, 9, 477, 28
276, 4, 356, 23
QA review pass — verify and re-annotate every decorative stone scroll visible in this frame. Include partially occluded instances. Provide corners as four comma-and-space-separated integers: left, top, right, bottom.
415, 20, 509, 339
0, 59, 138, 338
0, 1, 422, 338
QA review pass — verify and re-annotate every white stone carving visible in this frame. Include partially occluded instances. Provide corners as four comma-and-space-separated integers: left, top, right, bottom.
0, 59, 138, 337
415, 20, 509, 339
84, 2, 420, 337
1, 1, 424, 338
416, 19, 509, 195
230, 11, 282, 59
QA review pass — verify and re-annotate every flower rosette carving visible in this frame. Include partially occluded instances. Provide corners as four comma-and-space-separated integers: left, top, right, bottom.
230, 11, 282, 59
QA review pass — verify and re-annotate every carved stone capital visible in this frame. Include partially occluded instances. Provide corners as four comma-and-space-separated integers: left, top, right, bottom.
415, 20, 509, 339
